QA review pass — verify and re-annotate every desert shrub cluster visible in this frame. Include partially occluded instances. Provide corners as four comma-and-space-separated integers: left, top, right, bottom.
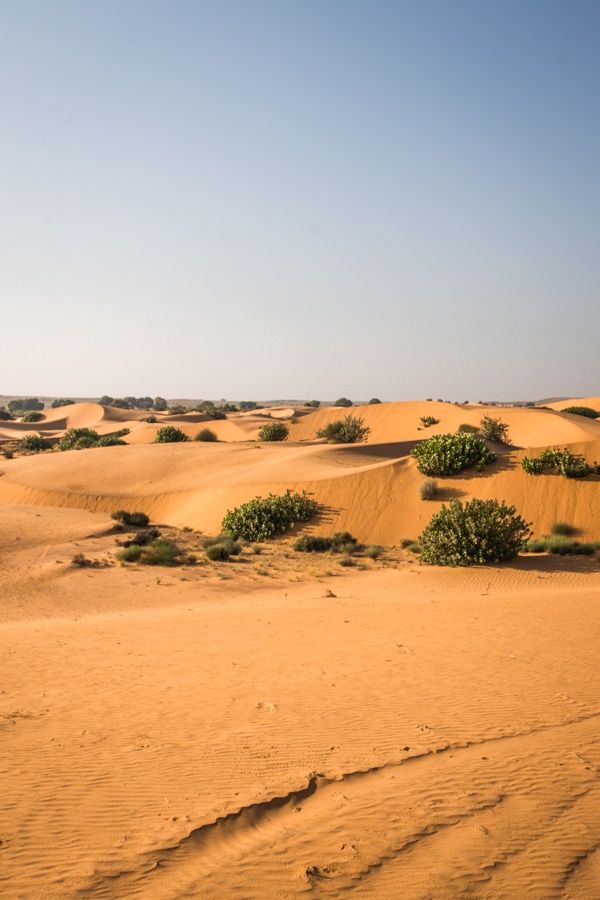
420, 498, 531, 567
203, 535, 242, 561
222, 490, 318, 541
111, 510, 150, 527
195, 428, 218, 442
315, 415, 370, 444
420, 416, 439, 427
154, 426, 189, 443
479, 415, 510, 443
8, 398, 44, 412
333, 397, 353, 407
0, 408, 14, 421
258, 422, 289, 442
18, 434, 51, 451
525, 535, 596, 555
521, 448, 599, 478
117, 537, 180, 565
21, 411, 44, 423
411, 433, 496, 476
293, 531, 358, 554
58, 428, 126, 450
562, 406, 600, 419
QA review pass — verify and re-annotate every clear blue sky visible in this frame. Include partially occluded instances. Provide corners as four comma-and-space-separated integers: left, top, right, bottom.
2, 0, 599, 401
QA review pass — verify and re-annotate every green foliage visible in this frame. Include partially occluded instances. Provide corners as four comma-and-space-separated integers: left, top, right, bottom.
562, 406, 600, 419
203, 535, 241, 561
293, 534, 333, 552
0, 409, 14, 421
196, 428, 218, 442
97, 436, 127, 447
117, 537, 180, 565
117, 545, 143, 562
258, 422, 289, 442
304, 400, 321, 408
222, 490, 318, 541
110, 510, 150, 527
3, 449, 14, 459
58, 428, 101, 451
365, 545, 382, 559
368, 398, 382, 405
457, 423, 479, 434
199, 405, 227, 419
8, 398, 44, 412
419, 478, 438, 500
420, 498, 531, 567
239, 401, 257, 410
18, 434, 51, 451
521, 448, 594, 478
406, 543, 421, 554
333, 397, 353, 407
420, 416, 439, 427
526, 536, 595, 556
21, 411, 44, 423
479, 415, 510, 444
153, 397, 168, 411
141, 415, 157, 423
315, 415, 370, 444
154, 426, 189, 443
411, 433, 496, 476
50, 398, 74, 408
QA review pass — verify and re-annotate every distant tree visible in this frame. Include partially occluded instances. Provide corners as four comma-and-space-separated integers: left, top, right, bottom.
51, 398, 74, 408
368, 398, 381, 405
240, 401, 257, 410
8, 398, 44, 412
258, 422, 289, 442
333, 397, 353, 407
153, 396, 168, 411
112, 398, 131, 409
99, 395, 114, 406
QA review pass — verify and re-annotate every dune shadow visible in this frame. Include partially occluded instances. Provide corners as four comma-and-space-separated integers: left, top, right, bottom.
435, 487, 467, 501
507, 554, 600, 575
337, 440, 419, 460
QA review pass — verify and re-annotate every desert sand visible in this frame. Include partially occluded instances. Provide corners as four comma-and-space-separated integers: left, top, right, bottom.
1, 399, 600, 898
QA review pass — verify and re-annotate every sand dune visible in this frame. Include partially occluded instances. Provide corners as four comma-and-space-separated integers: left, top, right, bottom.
2, 398, 600, 897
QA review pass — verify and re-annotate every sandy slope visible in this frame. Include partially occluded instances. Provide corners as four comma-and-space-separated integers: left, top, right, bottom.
1, 506, 600, 898
2, 399, 600, 897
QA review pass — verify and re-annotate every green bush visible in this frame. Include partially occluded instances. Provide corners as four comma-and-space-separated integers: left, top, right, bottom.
140, 415, 157, 423
96, 436, 127, 447
196, 428, 218, 442
526, 535, 595, 556
110, 510, 150, 527
562, 406, 600, 419
333, 397, 353, 407
419, 498, 531, 567
420, 416, 439, 427
293, 534, 332, 552
141, 538, 180, 565
222, 490, 318, 541
522, 448, 593, 478
368, 398, 381, 405
18, 434, 51, 451
258, 422, 289, 442
419, 478, 438, 500
117, 545, 143, 563
206, 543, 232, 561
21, 411, 44, 423
315, 415, 370, 444
3, 449, 14, 459
406, 543, 421, 554
204, 535, 241, 561
365, 545, 382, 559
58, 428, 101, 451
411, 433, 496, 476
51, 398, 74, 408
0, 409, 14, 421
479, 415, 510, 444
155, 426, 189, 443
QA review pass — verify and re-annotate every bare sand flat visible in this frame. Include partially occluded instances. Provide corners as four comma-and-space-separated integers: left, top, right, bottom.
1, 400, 600, 897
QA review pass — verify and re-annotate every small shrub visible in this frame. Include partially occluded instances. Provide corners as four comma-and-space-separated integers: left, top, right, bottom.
3, 449, 14, 459
97, 436, 127, 447
420, 416, 439, 427
419, 498, 531, 567
114, 428, 130, 437
406, 543, 421, 554
155, 426, 189, 443
206, 543, 231, 561
411, 433, 496, 476
140, 538, 180, 565
457, 423, 479, 434
123, 528, 160, 547
419, 478, 438, 500
522, 455, 544, 474
525, 538, 548, 553
365, 545, 382, 559
71, 553, 92, 567
141, 415, 157, 423
110, 510, 150, 527
522, 448, 593, 478
117, 545, 143, 563
368, 398, 382, 404
479, 415, 510, 443
196, 428, 218, 442
21, 411, 44, 423
0, 409, 14, 421
293, 534, 331, 552
400, 538, 415, 548
58, 428, 101, 451
258, 422, 289, 442
18, 434, 51, 451
315, 415, 370, 444
200, 405, 227, 419
552, 522, 574, 536
562, 406, 600, 419
252, 545, 263, 554
333, 397, 353, 407
222, 490, 319, 541
339, 555, 356, 566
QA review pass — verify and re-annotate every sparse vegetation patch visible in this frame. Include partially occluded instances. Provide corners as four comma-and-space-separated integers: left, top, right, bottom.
411, 433, 496, 476
222, 490, 318, 541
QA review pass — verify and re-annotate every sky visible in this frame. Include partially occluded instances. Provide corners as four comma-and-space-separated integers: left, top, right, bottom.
2, 0, 599, 402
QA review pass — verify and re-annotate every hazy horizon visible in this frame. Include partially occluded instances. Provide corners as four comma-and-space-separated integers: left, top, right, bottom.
2, 0, 599, 400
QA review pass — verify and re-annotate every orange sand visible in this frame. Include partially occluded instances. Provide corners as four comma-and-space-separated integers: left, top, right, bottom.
1, 400, 600, 897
